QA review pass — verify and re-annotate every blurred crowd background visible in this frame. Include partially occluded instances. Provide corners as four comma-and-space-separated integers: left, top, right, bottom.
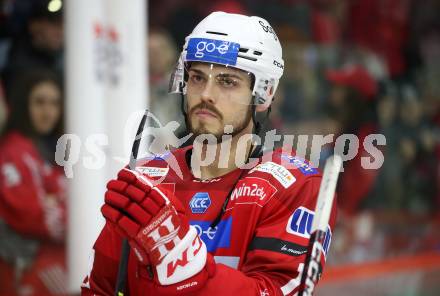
0, 0, 439, 295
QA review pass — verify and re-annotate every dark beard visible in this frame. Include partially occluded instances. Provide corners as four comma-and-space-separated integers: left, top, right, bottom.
187, 103, 253, 143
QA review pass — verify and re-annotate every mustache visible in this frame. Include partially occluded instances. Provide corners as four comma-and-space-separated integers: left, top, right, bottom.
189, 102, 223, 120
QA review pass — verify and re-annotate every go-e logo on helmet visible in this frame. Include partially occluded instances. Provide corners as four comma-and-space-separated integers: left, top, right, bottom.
195, 41, 229, 58
187, 38, 240, 66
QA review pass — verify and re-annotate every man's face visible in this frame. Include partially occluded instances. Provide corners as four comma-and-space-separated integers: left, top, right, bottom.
186, 63, 253, 140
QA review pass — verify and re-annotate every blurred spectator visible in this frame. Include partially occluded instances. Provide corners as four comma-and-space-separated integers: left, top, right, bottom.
0, 69, 67, 295
394, 85, 436, 212
0, 81, 6, 132
208, 0, 247, 14
346, 0, 411, 78
311, 0, 349, 45
154, 0, 205, 47
407, 0, 440, 83
148, 29, 186, 150
365, 83, 437, 215
324, 65, 380, 215
1, 0, 63, 100
366, 81, 404, 210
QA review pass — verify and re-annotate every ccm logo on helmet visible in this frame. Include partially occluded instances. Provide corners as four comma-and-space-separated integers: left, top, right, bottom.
273, 60, 284, 69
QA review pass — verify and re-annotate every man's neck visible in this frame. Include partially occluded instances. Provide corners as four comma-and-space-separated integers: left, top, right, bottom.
191, 131, 254, 180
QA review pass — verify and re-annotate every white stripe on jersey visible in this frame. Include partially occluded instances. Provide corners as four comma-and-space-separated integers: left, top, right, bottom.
280, 263, 303, 295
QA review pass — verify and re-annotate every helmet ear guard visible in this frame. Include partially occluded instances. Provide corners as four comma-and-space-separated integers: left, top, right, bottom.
168, 57, 186, 94
253, 77, 277, 109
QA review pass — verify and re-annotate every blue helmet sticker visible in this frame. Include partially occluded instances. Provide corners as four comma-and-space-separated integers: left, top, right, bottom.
186, 38, 240, 66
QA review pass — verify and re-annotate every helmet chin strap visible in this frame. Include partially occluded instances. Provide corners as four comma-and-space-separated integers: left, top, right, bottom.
179, 83, 190, 133
250, 98, 272, 158
179, 82, 187, 114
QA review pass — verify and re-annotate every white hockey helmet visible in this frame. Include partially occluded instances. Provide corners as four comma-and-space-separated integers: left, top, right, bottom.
169, 11, 284, 108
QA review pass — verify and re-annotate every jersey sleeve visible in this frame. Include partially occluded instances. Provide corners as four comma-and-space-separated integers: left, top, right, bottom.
81, 221, 123, 296
186, 176, 337, 296
0, 150, 65, 240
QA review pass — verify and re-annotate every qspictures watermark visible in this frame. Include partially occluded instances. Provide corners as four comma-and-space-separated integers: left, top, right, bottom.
54, 112, 386, 178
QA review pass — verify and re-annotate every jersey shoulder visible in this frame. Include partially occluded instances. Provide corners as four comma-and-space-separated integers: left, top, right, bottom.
0, 131, 36, 158
134, 146, 191, 179
247, 148, 322, 191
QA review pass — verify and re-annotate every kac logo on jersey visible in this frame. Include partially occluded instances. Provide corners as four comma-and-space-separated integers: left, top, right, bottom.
286, 207, 332, 256
187, 38, 240, 66
189, 192, 211, 214
190, 217, 232, 252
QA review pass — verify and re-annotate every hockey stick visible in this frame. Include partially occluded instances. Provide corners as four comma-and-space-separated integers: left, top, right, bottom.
114, 109, 149, 296
298, 155, 342, 296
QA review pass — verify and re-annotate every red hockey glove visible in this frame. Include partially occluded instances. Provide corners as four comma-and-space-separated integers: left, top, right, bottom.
101, 168, 215, 290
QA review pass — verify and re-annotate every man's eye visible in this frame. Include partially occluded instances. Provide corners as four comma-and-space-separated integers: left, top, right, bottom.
190, 74, 204, 84
218, 77, 238, 88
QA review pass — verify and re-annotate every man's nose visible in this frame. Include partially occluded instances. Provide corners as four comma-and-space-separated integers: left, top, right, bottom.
200, 76, 217, 104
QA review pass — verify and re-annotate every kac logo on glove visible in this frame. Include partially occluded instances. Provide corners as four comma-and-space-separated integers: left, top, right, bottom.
189, 192, 212, 214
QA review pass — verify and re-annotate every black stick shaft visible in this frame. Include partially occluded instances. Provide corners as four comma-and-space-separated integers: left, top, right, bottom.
114, 240, 130, 296
298, 230, 326, 296
114, 110, 149, 296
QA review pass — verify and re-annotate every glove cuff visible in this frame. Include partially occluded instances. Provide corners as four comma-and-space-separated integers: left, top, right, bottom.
156, 226, 207, 285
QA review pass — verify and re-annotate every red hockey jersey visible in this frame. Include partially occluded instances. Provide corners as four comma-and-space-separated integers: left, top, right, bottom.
0, 131, 67, 295
0, 131, 66, 239
82, 146, 337, 295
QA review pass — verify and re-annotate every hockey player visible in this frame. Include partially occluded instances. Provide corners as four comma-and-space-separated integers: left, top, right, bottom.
82, 11, 337, 295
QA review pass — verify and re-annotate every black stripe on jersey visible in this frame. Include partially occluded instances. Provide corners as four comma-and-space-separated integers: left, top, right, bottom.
248, 237, 308, 257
